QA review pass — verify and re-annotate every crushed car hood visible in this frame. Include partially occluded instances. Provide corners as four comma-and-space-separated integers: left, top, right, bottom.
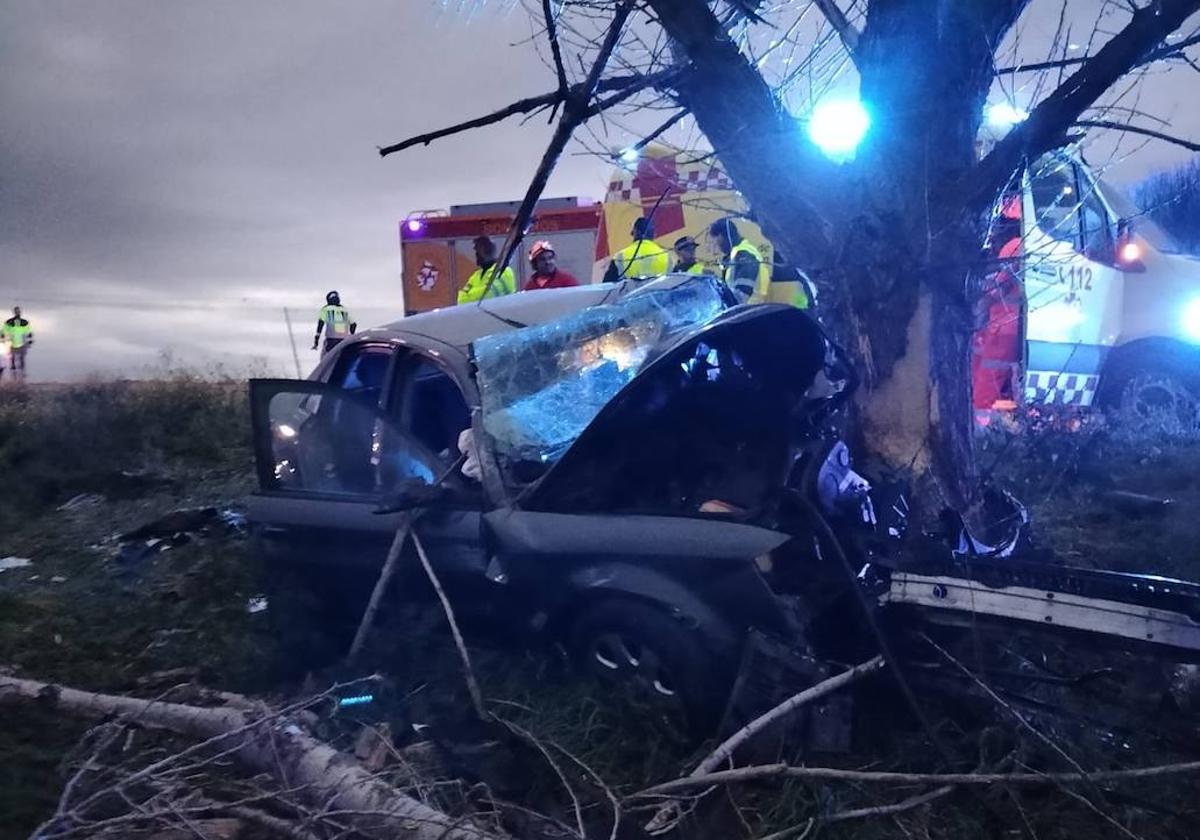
473, 298, 828, 515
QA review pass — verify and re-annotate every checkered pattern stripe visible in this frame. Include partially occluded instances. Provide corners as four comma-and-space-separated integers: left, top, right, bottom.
605, 166, 736, 201
1024, 370, 1100, 407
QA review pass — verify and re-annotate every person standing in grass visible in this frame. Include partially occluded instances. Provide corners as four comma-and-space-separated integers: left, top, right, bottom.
2, 306, 33, 382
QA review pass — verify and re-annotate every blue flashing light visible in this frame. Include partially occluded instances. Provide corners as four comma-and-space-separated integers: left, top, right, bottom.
1182, 297, 1200, 343
618, 147, 640, 164
985, 102, 1029, 129
337, 694, 375, 708
806, 98, 870, 160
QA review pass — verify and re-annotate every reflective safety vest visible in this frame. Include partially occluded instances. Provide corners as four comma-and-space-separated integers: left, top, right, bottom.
724, 239, 770, 303
318, 304, 352, 336
2, 318, 32, 348
767, 278, 811, 310
458, 265, 516, 304
674, 262, 707, 276
613, 239, 670, 280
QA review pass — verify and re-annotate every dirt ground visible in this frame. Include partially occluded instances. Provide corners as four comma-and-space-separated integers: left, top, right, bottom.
2, 383, 1199, 839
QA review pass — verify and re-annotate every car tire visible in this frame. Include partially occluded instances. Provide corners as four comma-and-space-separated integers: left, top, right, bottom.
1099, 350, 1200, 436
568, 599, 737, 733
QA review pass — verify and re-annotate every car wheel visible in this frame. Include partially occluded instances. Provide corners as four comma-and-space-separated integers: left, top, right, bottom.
568, 599, 736, 732
1112, 367, 1199, 436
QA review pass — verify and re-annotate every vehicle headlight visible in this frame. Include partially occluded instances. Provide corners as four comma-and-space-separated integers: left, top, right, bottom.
1182, 297, 1200, 343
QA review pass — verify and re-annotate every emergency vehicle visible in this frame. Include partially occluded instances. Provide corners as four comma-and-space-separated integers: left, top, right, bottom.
973, 149, 1200, 425
399, 197, 600, 314
400, 146, 1199, 426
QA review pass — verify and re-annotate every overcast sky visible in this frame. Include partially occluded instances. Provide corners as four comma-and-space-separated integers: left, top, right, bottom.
2, 1, 1198, 381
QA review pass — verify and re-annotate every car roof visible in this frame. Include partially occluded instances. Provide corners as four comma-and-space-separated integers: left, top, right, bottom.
358, 284, 625, 351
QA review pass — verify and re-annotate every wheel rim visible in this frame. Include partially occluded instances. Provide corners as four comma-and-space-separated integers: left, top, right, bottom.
588, 632, 679, 698
1120, 372, 1198, 434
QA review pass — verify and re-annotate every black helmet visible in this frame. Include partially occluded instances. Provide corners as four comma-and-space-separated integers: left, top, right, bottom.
326, 290, 340, 305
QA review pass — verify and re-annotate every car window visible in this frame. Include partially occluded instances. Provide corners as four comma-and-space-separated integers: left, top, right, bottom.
330, 345, 393, 406
1031, 158, 1081, 247
1078, 173, 1114, 260
405, 360, 472, 456
262, 386, 439, 497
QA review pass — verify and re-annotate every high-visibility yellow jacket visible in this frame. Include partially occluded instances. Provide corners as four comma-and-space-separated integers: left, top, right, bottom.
318, 304, 353, 336
612, 239, 670, 280
3, 318, 33, 348
723, 240, 769, 303
674, 262, 708, 276
458, 265, 516, 304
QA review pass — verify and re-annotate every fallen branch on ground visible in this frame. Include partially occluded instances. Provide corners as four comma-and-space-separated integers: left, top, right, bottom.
0, 675, 503, 840
633, 759, 1200, 798
644, 655, 885, 832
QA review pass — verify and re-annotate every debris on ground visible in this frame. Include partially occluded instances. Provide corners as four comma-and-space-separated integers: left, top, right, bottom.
0, 556, 32, 573
55, 493, 105, 512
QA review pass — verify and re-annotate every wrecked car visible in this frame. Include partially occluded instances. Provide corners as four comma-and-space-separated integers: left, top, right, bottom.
247, 275, 1200, 731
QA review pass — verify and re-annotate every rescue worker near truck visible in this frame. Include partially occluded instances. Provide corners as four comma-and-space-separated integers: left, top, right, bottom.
313, 291, 356, 355
458, 236, 516, 303
710, 218, 768, 304
2, 307, 33, 382
672, 236, 708, 275
603, 217, 670, 283
525, 241, 580, 291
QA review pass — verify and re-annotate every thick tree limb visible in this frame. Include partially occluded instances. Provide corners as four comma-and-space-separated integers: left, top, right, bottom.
0, 676, 500, 840
378, 71, 663, 157
633, 760, 1200, 798
811, 0, 861, 62
968, 0, 1200, 215
1075, 119, 1200, 152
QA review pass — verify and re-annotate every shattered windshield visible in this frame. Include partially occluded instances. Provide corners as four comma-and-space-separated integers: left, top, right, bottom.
472, 276, 729, 472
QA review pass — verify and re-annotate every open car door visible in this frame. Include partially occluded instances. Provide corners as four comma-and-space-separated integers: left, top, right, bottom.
246, 379, 485, 580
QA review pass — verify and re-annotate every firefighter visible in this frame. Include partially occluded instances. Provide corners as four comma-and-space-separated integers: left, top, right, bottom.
525, 241, 580, 290
603, 217, 669, 283
672, 236, 707, 275
312, 291, 356, 355
458, 236, 516, 303
710, 218, 768, 304
2, 306, 33, 381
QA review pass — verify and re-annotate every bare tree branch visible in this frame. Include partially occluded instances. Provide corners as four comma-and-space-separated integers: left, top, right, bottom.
811, 0, 861, 62
378, 71, 663, 157
968, 0, 1200, 215
485, 1, 636, 294
1075, 118, 1200, 152
542, 0, 570, 119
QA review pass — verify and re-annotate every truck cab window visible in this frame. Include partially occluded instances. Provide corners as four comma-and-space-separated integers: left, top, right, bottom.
1077, 171, 1115, 262
1031, 160, 1081, 248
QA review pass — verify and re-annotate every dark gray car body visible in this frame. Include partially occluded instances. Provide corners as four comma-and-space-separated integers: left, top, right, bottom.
247, 276, 828, 656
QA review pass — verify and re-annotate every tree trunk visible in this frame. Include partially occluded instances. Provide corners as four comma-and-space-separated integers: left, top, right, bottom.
652, 0, 1024, 519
